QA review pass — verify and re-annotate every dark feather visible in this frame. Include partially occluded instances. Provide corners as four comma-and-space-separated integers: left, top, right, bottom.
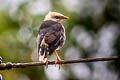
37, 20, 65, 61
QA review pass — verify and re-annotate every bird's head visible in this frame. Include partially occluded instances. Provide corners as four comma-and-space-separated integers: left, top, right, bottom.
44, 11, 69, 22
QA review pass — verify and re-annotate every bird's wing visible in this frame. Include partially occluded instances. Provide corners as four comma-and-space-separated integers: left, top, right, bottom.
37, 20, 65, 61
45, 30, 64, 55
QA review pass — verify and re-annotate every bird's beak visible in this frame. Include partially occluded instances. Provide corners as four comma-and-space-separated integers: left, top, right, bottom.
61, 16, 69, 19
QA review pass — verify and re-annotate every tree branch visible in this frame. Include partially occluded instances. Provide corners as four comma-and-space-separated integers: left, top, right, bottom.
0, 56, 119, 70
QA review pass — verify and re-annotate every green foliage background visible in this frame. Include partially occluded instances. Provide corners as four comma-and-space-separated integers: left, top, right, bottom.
0, 0, 120, 80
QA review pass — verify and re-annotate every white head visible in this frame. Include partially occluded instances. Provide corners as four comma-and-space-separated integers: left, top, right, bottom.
44, 11, 69, 22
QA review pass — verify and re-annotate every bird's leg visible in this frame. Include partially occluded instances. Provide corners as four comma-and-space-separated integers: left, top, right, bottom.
45, 58, 48, 69
54, 50, 62, 69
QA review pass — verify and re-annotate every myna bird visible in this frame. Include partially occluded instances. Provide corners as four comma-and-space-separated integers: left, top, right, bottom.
37, 11, 69, 69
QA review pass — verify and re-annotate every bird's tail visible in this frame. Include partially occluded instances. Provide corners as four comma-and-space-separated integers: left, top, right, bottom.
38, 37, 49, 62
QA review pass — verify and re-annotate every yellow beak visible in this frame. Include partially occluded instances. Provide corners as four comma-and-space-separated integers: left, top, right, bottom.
61, 16, 69, 19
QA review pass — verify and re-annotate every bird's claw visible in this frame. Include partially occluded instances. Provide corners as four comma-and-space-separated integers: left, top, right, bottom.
55, 57, 62, 69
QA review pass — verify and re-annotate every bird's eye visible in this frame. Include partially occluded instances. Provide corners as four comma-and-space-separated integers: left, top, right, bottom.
54, 16, 60, 19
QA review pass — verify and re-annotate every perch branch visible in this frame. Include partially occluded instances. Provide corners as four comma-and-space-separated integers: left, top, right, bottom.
0, 56, 119, 70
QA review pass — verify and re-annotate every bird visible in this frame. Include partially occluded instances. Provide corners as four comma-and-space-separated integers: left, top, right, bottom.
36, 11, 69, 69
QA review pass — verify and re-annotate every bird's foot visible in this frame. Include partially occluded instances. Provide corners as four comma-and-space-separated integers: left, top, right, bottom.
0, 56, 2, 64
45, 59, 48, 69
55, 57, 62, 69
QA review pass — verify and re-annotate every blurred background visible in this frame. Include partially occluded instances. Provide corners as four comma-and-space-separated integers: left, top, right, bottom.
0, 0, 120, 80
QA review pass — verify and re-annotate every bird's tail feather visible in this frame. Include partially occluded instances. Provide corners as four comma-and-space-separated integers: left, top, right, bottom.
38, 37, 49, 62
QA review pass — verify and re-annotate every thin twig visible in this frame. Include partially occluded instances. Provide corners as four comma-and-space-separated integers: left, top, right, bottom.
0, 56, 119, 70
